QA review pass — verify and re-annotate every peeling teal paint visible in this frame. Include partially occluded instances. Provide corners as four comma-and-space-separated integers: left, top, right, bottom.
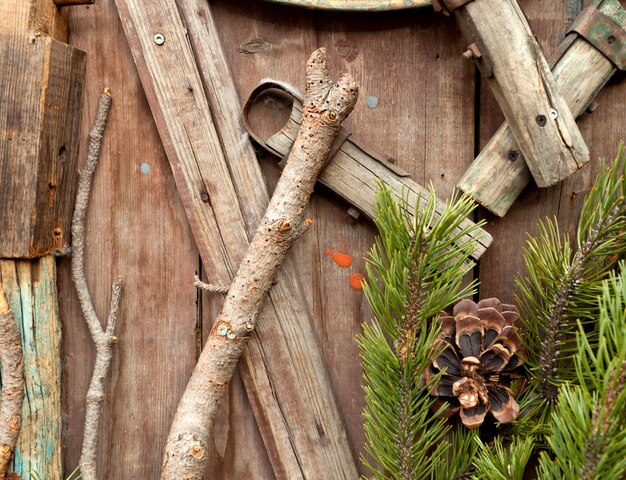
1, 257, 62, 480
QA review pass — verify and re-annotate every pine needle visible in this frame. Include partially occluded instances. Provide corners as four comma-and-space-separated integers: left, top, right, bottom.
359, 184, 485, 479
516, 143, 626, 426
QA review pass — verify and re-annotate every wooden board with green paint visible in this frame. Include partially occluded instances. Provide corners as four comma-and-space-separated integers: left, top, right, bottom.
0, 257, 62, 480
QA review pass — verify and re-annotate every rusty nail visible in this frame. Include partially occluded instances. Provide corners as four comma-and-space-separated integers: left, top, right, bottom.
536, 114, 547, 127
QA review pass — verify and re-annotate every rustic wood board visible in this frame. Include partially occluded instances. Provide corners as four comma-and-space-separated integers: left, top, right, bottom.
53, 1, 626, 479
478, 0, 626, 302
59, 2, 209, 478
0, 257, 62, 479
0, 35, 86, 258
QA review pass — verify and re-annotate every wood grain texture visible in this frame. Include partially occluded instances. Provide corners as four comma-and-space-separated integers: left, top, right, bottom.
478, 0, 626, 303
114, 1, 358, 478
0, 35, 85, 258
55, 2, 623, 479
454, 0, 589, 187
0, 257, 62, 479
211, 0, 476, 474
255, 95, 491, 259
60, 2, 204, 478
0, 1, 68, 42
457, 0, 626, 216
263, 0, 430, 10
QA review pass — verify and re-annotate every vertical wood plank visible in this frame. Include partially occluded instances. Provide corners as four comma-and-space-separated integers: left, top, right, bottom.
60, 1, 203, 478
114, 0, 359, 477
0, 257, 62, 480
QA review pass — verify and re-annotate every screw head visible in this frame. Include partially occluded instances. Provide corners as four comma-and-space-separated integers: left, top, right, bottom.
608, 35, 616, 45
536, 114, 547, 127
153, 33, 165, 45
549, 109, 558, 120
507, 150, 519, 161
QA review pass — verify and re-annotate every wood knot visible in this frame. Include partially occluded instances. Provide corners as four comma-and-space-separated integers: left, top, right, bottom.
279, 219, 292, 231
190, 443, 206, 459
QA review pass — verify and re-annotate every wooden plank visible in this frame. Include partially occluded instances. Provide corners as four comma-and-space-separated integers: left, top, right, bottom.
0, 256, 62, 480
0, 1, 68, 42
114, 1, 358, 478
458, 0, 626, 216
249, 92, 491, 260
59, 2, 207, 477
451, 0, 589, 187
0, 35, 86, 258
478, 0, 626, 304
263, 0, 430, 10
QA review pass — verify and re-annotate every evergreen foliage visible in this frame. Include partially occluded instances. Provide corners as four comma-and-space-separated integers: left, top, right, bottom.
359, 144, 626, 479
359, 185, 485, 479
470, 435, 534, 480
537, 266, 626, 479
516, 143, 626, 422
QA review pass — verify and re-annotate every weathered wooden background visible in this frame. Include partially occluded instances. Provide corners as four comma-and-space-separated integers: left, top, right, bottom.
57, 0, 626, 478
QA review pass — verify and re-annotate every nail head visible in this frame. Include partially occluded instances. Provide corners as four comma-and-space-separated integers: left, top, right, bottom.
153, 33, 165, 45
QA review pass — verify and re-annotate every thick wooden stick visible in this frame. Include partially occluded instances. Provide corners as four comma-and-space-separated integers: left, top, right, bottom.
161, 48, 358, 480
71, 89, 122, 480
0, 286, 24, 480
457, 0, 625, 216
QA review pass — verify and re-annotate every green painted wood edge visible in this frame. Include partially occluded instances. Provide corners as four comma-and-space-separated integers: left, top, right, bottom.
263, 0, 431, 11
1, 257, 62, 480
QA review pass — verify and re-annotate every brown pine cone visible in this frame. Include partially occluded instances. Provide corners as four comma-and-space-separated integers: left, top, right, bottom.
424, 298, 526, 429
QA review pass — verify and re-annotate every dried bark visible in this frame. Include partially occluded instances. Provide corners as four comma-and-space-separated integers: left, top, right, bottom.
160, 48, 358, 479
71, 89, 122, 480
0, 286, 24, 480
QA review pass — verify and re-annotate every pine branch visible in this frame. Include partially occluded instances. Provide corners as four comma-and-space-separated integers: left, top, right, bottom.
516, 143, 626, 414
360, 185, 485, 479
470, 435, 534, 480
538, 264, 626, 479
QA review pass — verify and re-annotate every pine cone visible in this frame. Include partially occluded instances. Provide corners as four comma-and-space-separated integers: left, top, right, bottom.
424, 298, 526, 428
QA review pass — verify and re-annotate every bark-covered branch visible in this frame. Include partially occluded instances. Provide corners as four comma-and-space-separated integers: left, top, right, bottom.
161, 48, 358, 479
0, 285, 24, 480
71, 89, 122, 480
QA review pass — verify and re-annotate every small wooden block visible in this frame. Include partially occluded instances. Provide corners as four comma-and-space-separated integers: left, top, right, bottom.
453, 0, 590, 187
0, 35, 86, 258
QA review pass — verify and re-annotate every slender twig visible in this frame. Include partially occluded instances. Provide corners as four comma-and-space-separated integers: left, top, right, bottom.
71, 89, 121, 480
0, 286, 24, 480
161, 48, 358, 479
